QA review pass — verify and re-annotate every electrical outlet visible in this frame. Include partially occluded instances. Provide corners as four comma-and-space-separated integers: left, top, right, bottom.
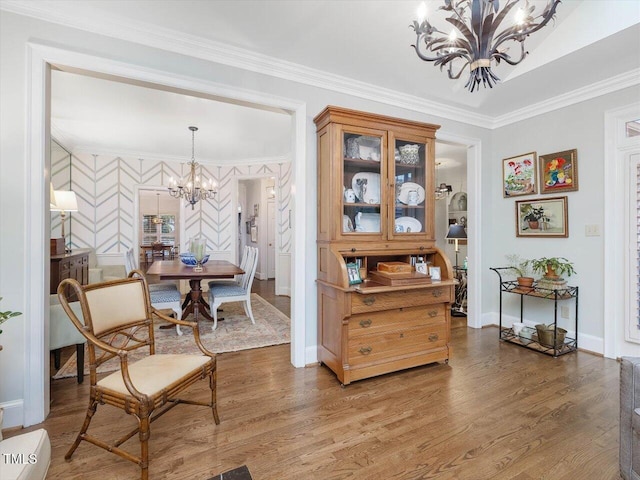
561, 306, 570, 319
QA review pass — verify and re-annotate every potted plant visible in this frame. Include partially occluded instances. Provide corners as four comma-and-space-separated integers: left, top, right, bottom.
528, 257, 576, 280
0, 297, 22, 351
521, 205, 547, 230
505, 254, 535, 291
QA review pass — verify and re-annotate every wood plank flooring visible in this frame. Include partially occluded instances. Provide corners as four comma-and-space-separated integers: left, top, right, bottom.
19, 324, 621, 480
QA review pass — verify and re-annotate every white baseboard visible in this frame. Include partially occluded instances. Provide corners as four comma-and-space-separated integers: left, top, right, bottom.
305, 345, 318, 366
0, 399, 24, 429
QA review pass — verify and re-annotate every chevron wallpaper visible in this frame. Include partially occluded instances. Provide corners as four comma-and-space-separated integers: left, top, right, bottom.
51, 152, 292, 258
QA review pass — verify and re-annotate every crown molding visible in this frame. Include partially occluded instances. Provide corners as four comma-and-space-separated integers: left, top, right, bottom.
3, 1, 638, 130
70, 145, 290, 167
492, 68, 640, 128
0, 0, 492, 128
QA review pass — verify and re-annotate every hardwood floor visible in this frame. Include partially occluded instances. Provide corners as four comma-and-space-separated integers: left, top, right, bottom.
26, 325, 621, 479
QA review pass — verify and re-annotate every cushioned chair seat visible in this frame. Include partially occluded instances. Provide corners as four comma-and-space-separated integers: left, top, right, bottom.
0, 428, 51, 480
97, 354, 211, 396
148, 288, 181, 304
149, 283, 179, 292
208, 284, 247, 297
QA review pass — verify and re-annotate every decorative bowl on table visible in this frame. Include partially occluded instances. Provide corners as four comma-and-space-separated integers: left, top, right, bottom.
179, 253, 210, 266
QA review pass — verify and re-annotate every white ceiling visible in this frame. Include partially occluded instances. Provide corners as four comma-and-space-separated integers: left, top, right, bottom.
6, 0, 638, 165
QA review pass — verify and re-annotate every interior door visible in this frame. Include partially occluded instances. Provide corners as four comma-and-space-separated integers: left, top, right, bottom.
267, 200, 276, 278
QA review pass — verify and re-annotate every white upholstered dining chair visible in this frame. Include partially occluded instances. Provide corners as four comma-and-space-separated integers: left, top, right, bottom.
125, 248, 185, 335
207, 246, 259, 330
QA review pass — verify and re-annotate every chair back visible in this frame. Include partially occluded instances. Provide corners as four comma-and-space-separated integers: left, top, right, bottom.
58, 272, 155, 382
125, 248, 137, 274
240, 247, 259, 292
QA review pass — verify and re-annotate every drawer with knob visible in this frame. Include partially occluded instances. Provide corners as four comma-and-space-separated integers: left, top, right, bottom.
351, 286, 451, 314
348, 304, 446, 338
347, 323, 448, 366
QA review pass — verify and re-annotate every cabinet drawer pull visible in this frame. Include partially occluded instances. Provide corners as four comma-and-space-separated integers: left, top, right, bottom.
359, 319, 372, 328
428, 333, 439, 342
428, 310, 438, 318
363, 296, 376, 306
358, 346, 372, 355
431, 289, 443, 298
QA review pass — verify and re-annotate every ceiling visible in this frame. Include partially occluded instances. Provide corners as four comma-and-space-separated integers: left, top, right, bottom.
6, 0, 638, 165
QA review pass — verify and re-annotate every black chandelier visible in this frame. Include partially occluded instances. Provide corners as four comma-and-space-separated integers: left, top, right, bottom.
411, 0, 560, 92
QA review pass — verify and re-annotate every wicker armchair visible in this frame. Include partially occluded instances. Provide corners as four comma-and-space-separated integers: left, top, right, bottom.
57, 271, 219, 480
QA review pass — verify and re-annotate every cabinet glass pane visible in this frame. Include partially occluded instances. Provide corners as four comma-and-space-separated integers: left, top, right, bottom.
393, 140, 427, 234
342, 132, 382, 234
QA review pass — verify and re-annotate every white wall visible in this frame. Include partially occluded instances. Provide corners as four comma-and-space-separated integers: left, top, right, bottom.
487, 86, 640, 355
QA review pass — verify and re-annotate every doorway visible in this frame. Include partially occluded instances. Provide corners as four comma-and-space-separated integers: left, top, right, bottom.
24, 44, 307, 426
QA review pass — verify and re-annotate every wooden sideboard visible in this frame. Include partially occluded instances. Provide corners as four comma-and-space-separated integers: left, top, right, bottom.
50, 249, 90, 296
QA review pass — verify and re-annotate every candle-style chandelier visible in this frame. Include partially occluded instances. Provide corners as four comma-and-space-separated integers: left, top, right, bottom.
168, 126, 217, 210
410, 0, 560, 92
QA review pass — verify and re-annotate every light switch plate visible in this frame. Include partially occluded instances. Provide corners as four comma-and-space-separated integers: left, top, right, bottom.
585, 224, 600, 236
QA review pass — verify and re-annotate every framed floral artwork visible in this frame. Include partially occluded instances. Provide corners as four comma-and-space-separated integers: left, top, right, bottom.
515, 196, 568, 238
503, 152, 537, 198
539, 149, 578, 194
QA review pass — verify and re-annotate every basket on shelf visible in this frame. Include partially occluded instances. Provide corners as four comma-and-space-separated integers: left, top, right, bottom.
535, 324, 567, 347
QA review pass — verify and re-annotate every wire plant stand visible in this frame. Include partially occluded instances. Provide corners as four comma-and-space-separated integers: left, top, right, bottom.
490, 267, 578, 357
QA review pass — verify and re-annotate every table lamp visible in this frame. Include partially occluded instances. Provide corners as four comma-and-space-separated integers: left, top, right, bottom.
51, 190, 78, 250
446, 223, 467, 268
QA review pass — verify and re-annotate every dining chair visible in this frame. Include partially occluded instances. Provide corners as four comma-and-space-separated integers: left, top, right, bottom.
207, 246, 259, 330
207, 245, 250, 287
57, 272, 219, 480
125, 248, 185, 335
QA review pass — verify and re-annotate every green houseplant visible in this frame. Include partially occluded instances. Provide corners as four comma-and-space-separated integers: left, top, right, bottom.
0, 297, 22, 351
505, 254, 535, 290
0, 297, 21, 334
528, 257, 576, 279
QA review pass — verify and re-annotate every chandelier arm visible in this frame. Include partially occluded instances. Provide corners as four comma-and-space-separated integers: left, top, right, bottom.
492, 1, 560, 50
412, 40, 445, 63
491, 43, 527, 66
445, 58, 472, 80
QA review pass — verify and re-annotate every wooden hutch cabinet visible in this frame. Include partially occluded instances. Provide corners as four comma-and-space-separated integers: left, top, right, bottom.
314, 106, 455, 385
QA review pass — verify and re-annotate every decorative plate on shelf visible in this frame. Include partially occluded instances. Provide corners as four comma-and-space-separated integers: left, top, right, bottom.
352, 172, 381, 204
397, 183, 426, 205
395, 217, 422, 233
354, 212, 381, 233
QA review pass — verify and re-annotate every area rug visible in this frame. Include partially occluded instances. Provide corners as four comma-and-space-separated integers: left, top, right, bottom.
53, 294, 289, 380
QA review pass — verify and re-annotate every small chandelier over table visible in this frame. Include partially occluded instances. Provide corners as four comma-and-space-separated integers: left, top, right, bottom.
168, 126, 217, 210
410, 0, 560, 92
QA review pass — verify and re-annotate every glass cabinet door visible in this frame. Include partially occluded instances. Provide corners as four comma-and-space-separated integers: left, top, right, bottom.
341, 129, 385, 237
389, 136, 430, 238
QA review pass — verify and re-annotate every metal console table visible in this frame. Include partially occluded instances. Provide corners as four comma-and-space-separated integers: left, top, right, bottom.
490, 267, 578, 357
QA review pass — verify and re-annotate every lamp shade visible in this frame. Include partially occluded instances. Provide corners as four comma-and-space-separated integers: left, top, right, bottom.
51, 190, 78, 212
446, 224, 467, 240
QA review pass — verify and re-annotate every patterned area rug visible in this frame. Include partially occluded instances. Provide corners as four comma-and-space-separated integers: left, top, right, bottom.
53, 294, 290, 380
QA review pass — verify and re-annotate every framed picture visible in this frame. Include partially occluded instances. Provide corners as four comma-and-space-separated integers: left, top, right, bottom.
516, 196, 568, 238
503, 152, 537, 197
539, 149, 578, 194
346, 262, 362, 285
415, 262, 429, 275
429, 266, 441, 281
245, 221, 251, 234
250, 225, 258, 243
254, 204, 259, 217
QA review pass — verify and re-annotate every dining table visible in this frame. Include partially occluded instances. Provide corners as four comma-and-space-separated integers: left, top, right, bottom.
146, 259, 244, 322
139, 244, 174, 264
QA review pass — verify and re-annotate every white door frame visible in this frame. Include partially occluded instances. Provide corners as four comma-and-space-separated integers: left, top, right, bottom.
604, 103, 640, 359
24, 42, 306, 426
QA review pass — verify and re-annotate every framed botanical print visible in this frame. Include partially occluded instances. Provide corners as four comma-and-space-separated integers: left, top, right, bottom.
515, 196, 568, 238
539, 149, 578, 194
503, 152, 537, 197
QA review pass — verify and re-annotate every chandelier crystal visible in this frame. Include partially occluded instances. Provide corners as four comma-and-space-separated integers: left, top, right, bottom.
168, 126, 217, 210
411, 0, 560, 92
